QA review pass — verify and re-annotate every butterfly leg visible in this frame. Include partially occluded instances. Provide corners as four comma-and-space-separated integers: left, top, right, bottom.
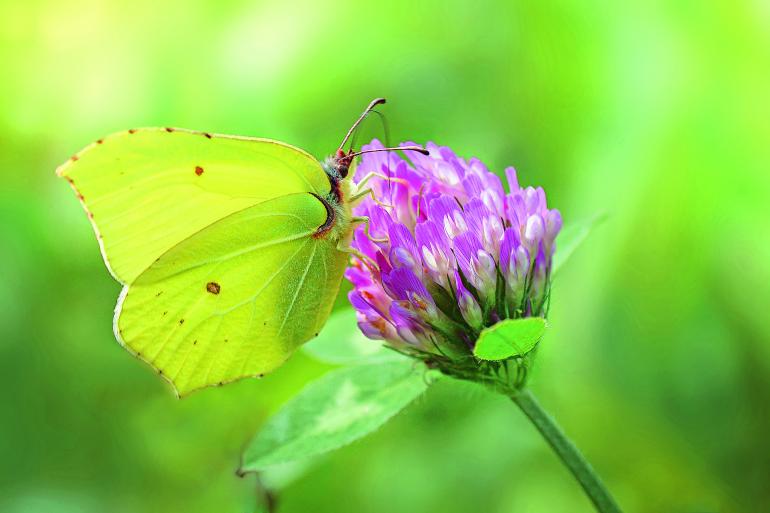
336, 240, 378, 270
336, 217, 386, 270
349, 187, 394, 209
351, 216, 388, 243
354, 171, 408, 191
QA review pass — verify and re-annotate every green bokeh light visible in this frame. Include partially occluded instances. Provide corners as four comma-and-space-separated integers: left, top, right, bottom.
2, 1, 768, 511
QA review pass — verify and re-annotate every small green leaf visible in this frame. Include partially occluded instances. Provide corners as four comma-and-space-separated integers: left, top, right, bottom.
302, 308, 398, 364
473, 317, 547, 361
553, 213, 605, 274
240, 361, 431, 472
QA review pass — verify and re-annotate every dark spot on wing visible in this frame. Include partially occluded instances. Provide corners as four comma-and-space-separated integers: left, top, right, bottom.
128, 129, 137, 134
163, 311, 168, 316
263, 321, 267, 326
155, 291, 163, 297
203, 132, 212, 139
206, 281, 220, 294
193, 340, 197, 345
179, 319, 185, 325
70, 155, 79, 162
96, 138, 104, 144
314, 332, 319, 337
195, 166, 204, 176
165, 127, 174, 133
158, 369, 163, 375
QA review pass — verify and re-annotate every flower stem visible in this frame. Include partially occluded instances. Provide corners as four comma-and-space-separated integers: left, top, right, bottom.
510, 388, 622, 513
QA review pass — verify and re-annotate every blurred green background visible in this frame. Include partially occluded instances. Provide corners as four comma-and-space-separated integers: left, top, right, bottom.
2, 0, 769, 511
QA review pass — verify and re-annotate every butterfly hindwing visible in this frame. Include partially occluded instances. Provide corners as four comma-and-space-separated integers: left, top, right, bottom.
116, 192, 348, 396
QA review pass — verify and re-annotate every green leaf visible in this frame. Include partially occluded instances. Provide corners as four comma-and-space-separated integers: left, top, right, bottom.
302, 308, 399, 364
473, 317, 547, 361
240, 361, 431, 472
552, 213, 605, 274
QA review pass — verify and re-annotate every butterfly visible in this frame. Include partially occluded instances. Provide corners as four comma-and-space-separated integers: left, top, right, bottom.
57, 98, 428, 396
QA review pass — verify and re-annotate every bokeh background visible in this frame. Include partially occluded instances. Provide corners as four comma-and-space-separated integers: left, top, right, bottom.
2, 1, 769, 512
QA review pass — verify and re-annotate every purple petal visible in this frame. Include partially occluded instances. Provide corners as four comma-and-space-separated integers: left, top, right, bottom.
454, 271, 483, 329
382, 267, 435, 316
545, 209, 563, 244
504, 166, 520, 194
415, 220, 455, 284
389, 301, 428, 347
524, 214, 545, 249
388, 223, 421, 273
499, 228, 521, 282
461, 175, 484, 199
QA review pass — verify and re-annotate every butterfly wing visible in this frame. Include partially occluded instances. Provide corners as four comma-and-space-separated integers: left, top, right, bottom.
57, 128, 330, 283
116, 192, 348, 396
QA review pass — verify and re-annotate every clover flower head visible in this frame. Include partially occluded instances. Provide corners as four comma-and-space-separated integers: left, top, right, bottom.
346, 140, 562, 369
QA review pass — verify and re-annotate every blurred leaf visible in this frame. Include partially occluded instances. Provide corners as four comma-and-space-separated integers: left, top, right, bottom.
473, 318, 547, 361
302, 308, 399, 364
552, 213, 605, 274
240, 360, 432, 472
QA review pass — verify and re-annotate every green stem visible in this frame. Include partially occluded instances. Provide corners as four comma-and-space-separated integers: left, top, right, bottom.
510, 388, 622, 513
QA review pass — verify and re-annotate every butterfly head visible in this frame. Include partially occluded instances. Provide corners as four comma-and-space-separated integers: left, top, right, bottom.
320, 150, 353, 191
333, 148, 354, 179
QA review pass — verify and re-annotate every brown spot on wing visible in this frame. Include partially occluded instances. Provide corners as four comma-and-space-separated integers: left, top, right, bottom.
206, 282, 221, 294
96, 138, 104, 144
165, 127, 175, 133
203, 132, 212, 139
128, 129, 137, 134
195, 166, 204, 176
70, 155, 79, 162
179, 319, 185, 325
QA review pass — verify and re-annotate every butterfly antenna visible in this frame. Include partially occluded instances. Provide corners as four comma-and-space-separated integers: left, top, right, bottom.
338, 98, 387, 152
360, 109, 395, 202
348, 146, 429, 159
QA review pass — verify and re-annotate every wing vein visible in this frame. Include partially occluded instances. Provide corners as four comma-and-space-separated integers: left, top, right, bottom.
235, 238, 313, 376
146, 228, 315, 284
277, 241, 318, 337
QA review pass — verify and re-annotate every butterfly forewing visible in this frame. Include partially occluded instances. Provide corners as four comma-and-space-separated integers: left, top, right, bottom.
57, 128, 331, 283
